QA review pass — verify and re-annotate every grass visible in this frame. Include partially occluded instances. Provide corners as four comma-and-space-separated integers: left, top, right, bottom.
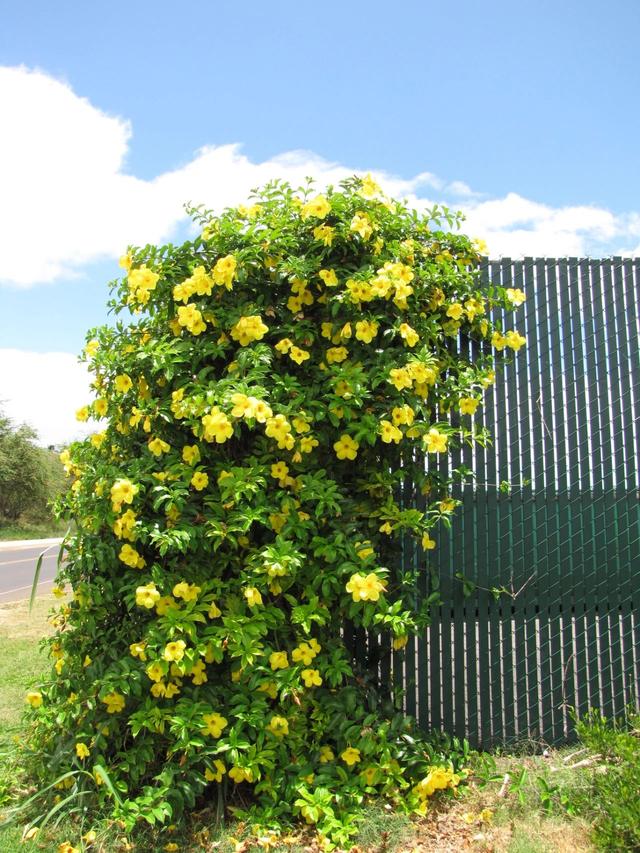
0, 518, 69, 541
0, 596, 599, 852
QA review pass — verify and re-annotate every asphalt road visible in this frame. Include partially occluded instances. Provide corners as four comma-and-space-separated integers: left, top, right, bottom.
0, 539, 63, 603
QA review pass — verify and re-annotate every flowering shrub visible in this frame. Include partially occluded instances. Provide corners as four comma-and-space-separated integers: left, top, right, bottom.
27, 176, 524, 845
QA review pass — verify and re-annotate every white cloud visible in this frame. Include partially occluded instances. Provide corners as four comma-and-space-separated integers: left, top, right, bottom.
2, 64, 639, 291
0, 349, 92, 446
1, 66, 639, 445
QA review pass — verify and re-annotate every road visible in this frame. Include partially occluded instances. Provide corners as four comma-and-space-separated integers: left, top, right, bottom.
0, 539, 63, 603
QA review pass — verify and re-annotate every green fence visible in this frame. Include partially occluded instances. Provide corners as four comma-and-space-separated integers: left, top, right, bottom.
359, 258, 640, 748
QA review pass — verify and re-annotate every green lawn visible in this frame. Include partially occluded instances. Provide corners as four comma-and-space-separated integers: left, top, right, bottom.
0, 519, 69, 541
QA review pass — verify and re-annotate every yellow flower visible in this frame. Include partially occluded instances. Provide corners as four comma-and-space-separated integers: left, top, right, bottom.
359, 172, 381, 198
300, 194, 331, 220
151, 595, 175, 617
333, 434, 359, 460
164, 844, 179, 853
25, 690, 43, 708
202, 712, 228, 738
301, 668, 322, 687
75, 406, 89, 422
379, 420, 403, 444
269, 651, 289, 670
90, 431, 106, 448
135, 583, 160, 609
146, 662, 165, 683
465, 297, 485, 320
102, 692, 125, 714
355, 319, 378, 343
326, 346, 348, 364
258, 680, 278, 699
230, 314, 268, 346
415, 766, 457, 798
346, 572, 386, 602
244, 587, 263, 608
446, 303, 464, 321
82, 829, 97, 845
459, 397, 479, 415
164, 640, 187, 662
182, 444, 200, 465
118, 544, 145, 569
129, 641, 147, 661
208, 600, 222, 618
388, 367, 412, 391
212, 254, 238, 290
148, 436, 170, 456
341, 747, 361, 766
423, 428, 448, 454
201, 407, 234, 443
251, 399, 273, 423
313, 223, 334, 245
205, 759, 226, 783
491, 331, 506, 351
350, 211, 373, 240
422, 533, 436, 550
58, 842, 79, 853
292, 642, 316, 665
173, 581, 201, 601
346, 278, 374, 303
52, 585, 66, 599
275, 338, 293, 353
190, 660, 207, 685
268, 715, 289, 737
392, 404, 414, 426
270, 461, 289, 484
356, 542, 374, 560
319, 745, 334, 763
505, 330, 526, 351
127, 266, 159, 305
177, 303, 207, 335
318, 268, 338, 287
84, 339, 99, 358
408, 361, 437, 385
114, 374, 133, 394
299, 435, 319, 454
190, 471, 209, 491
393, 635, 408, 650
506, 287, 526, 306
229, 765, 252, 783
93, 398, 108, 418
113, 508, 137, 540
399, 323, 419, 347
265, 414, 293, 448
289, 346, 310, 365
75, 742, 90, 760
110, 478, 137, 511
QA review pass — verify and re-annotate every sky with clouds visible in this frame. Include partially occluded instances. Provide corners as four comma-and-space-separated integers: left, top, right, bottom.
1, 0, 639, 445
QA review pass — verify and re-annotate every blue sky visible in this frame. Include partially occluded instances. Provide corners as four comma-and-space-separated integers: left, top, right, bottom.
1, 0, 639, 443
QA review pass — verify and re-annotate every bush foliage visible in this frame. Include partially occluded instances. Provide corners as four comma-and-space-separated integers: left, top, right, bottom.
26, 176, 525, 845
570, 709, 640, 851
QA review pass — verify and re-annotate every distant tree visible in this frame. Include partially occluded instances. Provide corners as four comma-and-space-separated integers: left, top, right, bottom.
0, 407, 65, 520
